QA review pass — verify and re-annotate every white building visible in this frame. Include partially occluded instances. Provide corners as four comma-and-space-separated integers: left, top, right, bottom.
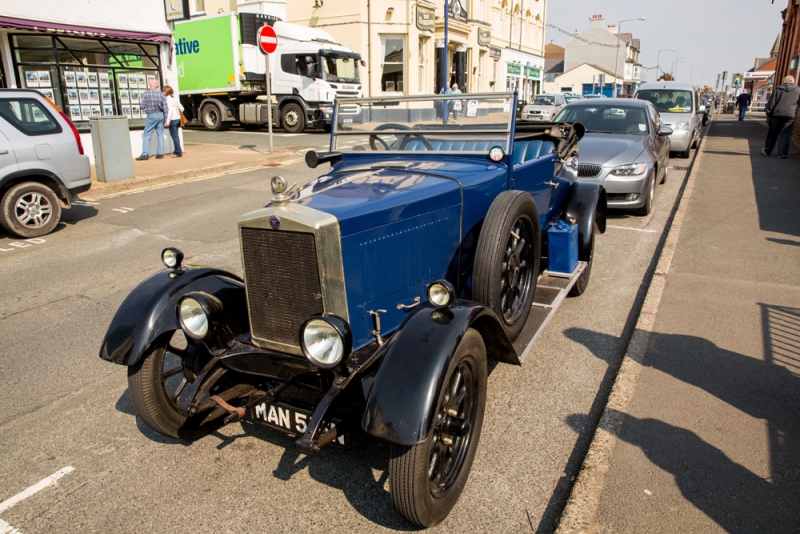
0, 1, 199, 162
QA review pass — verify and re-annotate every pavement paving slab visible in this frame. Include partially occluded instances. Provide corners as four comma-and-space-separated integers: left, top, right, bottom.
558, 113, 800, 533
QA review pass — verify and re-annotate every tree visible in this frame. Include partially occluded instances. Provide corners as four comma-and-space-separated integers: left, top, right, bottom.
657, 73, 674, 81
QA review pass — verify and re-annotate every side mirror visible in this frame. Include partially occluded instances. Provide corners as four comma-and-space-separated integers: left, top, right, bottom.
698, 105, 707, 113
658, 125, 673, 136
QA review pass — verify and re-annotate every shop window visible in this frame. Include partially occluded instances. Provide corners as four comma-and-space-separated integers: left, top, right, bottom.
381, 35, 404, 94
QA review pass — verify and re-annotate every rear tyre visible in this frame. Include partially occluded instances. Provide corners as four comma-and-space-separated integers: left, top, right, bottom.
128, 331, 217, 440
389, 329, 487, 528
1, 181, 62, 238
473, 190, 540, 341
281, 103, 305, 133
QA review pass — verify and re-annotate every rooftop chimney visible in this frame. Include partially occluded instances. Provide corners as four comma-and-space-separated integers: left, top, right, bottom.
589, 14, 605, 29
607, 24, 618, 35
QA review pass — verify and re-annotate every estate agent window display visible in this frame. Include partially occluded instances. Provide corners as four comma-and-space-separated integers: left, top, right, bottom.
10, 34, 162, 131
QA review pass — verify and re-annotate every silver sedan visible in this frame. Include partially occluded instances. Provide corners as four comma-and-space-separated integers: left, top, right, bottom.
553, 99, 672, 216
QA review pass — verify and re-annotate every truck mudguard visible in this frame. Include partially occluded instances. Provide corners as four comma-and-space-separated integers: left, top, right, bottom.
362, 301, 517, 445
99, 268, 247, 366
562, 181, 607, 260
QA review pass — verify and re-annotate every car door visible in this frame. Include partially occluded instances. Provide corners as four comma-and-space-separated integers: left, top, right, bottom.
647, 104, 669, 179
0, 128, 19, 181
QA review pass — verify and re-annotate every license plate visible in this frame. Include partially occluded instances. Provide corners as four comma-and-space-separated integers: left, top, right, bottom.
342, 118, 353, 124
250, 401, 348, 446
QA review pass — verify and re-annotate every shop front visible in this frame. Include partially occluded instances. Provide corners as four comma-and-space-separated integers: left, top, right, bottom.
502, 49, 543, 103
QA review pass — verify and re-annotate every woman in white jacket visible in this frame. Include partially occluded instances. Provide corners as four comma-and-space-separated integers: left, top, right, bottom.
163, 85, 184, 157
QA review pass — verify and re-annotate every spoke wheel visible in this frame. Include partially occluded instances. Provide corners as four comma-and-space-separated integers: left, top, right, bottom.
127, 330, 218, 440
389, 329, 487, 527
473, 190, 540, 341
1, 182, 61, 238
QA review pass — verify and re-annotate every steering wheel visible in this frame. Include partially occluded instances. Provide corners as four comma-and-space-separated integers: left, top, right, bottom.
369, 123, 433, 151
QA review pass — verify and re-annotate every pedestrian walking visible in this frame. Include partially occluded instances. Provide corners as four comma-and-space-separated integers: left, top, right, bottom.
736, 91, 751, 121
449, 83, 463, 122
762, 75, 800, 159
136, 79, 168, 160
163, 85, 184, 158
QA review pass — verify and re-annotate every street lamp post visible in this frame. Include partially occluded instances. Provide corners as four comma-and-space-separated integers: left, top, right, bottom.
689, 64, 701, 83
672, 57, 686, 80
613, 16, 645, 97
656, 47, 675, 78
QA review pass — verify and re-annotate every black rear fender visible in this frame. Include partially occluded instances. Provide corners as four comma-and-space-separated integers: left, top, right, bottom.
562, 181, 606, 260
361, 301, 517, 446
99, 267, 247, 366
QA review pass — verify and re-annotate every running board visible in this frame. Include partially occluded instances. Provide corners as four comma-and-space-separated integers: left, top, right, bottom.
514, 261, 587, 363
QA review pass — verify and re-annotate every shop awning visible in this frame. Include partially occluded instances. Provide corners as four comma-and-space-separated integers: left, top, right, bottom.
0, 16, 172, 44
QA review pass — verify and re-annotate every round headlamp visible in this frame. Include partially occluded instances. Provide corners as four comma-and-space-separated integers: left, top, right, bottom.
178, 292, 222, 340
162, 247, 184, 269
427, 279, 455, 309
489, 146, 505, 163
271, 175, 288, 195
300, 315, 352, 369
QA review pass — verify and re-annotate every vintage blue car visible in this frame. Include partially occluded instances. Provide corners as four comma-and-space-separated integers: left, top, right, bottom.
99, 93, 606, 528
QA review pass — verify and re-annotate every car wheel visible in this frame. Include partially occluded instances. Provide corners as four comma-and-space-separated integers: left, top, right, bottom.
635, 170, 656, 217
1, 181, 62, 238
473, 190, 540, 342
569, 222, 597, 297
128, 331, 220, 440
678, 147, 690, 159
281, 103, 305, 133
389, 328, 487, 528
200, 103, 230, 131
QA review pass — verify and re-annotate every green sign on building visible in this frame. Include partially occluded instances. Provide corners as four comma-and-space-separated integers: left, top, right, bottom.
507, 64, 521, 76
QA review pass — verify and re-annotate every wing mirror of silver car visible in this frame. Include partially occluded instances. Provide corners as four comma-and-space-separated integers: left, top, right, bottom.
658, 126, 674, 136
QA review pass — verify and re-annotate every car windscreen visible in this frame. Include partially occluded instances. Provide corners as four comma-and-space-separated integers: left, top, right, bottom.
554, 105, 648, 135
332, 93, 514, 153
532, 96, 556, 106
321, 54, 360, 83
636, 89, 693, 113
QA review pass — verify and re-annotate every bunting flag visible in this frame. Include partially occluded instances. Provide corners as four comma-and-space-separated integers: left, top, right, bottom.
545, 23, 617, 48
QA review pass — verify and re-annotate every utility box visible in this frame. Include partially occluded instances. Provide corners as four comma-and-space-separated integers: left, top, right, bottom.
547, 221, 578, 274
90, 116, 134, 182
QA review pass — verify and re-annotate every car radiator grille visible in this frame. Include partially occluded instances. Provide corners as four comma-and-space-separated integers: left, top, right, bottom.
241, 227, 324, 347
578, 164, 603, 178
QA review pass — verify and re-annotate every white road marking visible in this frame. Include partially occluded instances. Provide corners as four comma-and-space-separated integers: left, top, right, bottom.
0, 466, 74, 514
0, 518, 22, 534
111, 207, 135, 213
606, 225, 657, 233
72, 200, 100, 206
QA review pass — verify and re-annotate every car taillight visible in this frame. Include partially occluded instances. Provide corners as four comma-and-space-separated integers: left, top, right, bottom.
43, 94, 84, 155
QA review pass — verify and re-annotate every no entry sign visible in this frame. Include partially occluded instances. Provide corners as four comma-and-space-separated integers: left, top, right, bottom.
258, 25, 278, 54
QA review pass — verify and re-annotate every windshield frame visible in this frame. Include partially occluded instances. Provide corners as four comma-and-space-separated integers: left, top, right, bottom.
320, 53, 361, 84
636, 89, 694, 114
554, 104, 650, 136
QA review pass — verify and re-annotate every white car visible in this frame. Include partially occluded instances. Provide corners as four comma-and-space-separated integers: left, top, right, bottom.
522, 93, 567, 122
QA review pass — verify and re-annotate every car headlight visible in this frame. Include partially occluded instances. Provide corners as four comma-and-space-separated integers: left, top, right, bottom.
162, 247, 183, 269
300, 315, 352, 369
178, 292, 222, 340
488, 146, 505, 162
611, 163, 648, 176
673, 120, 690, 130
427, 280, 455, 309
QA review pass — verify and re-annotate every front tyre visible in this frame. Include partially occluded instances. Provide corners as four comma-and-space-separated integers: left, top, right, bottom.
569, 222, 597, 297
281, 103, 305, 133
1, 182, 62, 238
127, 332, 215, 440
389, 329, 487, 527
635, 170, 656, 216
473, 190, 541, 341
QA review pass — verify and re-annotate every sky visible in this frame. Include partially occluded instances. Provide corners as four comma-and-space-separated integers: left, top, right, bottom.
545, 0, 786, 89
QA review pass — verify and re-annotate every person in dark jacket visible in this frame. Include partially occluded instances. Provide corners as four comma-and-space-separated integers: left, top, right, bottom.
736, 91, 751, 121
763, 75, 800, 159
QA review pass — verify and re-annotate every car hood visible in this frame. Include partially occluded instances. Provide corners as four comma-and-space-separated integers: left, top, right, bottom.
577, 133, 647, 166
658, 111, 693, 126
525, 105, 557, 113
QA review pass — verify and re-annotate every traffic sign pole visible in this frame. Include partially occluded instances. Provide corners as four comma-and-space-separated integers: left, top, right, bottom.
258, 25, 279, 153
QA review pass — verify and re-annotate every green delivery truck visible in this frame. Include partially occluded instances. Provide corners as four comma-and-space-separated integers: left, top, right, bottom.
174, 12, 363, 133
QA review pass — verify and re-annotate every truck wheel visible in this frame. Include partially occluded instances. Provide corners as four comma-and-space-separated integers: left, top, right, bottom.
201, 103, 230, 132
569, 222, 597, 297
281, 103, 305, 133
1, 181, 62, 238
389, 328, 487, 528
128, 331, 218, 440
473, 190, 540, 341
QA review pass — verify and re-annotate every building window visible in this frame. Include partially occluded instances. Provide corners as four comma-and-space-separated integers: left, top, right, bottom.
381, 35, 404, 94
10, 33, 162, 130
418, 37, 427, 93
192, 0, 205, 15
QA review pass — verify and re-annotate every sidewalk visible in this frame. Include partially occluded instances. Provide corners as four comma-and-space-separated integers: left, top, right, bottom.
559, 114, 800, 532
82, 140, 302, 201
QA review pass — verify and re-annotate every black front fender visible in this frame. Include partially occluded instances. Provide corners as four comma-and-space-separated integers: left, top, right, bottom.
563, 181, 607, 260
99, 267, 246, 366
361, 301, 517, 446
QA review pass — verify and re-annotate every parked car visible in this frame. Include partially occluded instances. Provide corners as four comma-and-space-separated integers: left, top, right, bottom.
0, 89, 90, 238
554, 98, 672, 216
634, 81, 704, 158
583, 94, 608, 99
521, 93, 567, 121
99, 92, 607, 528
564, 94, 584, 103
